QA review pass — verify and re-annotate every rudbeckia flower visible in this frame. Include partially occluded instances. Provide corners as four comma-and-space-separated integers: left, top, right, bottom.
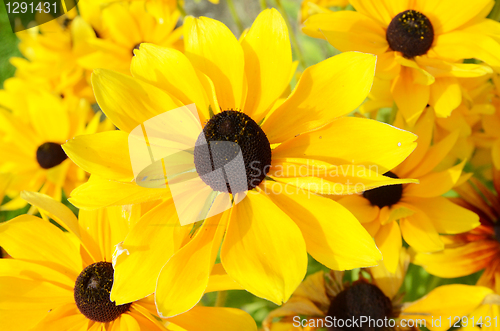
0, 88, 113, 211
0, 192, 257, 331
11, 11, 95, 102
337, 110, 480, 273
303, 0, 497, 126
413, 170, 500, 294
76, 0, 183, 74
263, 250, 411, 331
64, 9, 418, 317
403, 284, 500, 331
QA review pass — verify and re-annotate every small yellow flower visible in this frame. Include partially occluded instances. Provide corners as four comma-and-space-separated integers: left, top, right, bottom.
337, 110, 480, 273
303, 0, 498, 126
0, 83, 113, 211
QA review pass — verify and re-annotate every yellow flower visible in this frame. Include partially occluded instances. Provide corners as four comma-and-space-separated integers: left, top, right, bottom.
303, 0, 497, 126
403, 284, 500, 331
11, 12, 94, 102
0, 85, 113, 211
413, 170, 500, 294
0, 192, 256, 331
76, 0, 183, 74
337, 110, 480, 273
64, 9, 418, 317
263, 249, 410, 331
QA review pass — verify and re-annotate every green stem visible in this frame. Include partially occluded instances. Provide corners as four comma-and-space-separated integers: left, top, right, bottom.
215, 291, 228, 307
260, 0, 267, 11
226, 0, 244, 34
275, 0, 307, 69
488, 0, 500, 21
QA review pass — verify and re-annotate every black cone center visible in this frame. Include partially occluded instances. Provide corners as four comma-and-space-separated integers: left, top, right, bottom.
386, 10, 434, 59
36, 142, 67, 169
194, 110, 272, 194
327, 282, 393, 331
362, 171, 403, 208
74, 262, 131, 323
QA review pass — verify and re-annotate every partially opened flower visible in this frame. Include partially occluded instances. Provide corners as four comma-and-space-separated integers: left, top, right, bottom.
0, 87, 112, 211
263, 249, 411, 331
413, 169, 500, 294
303, 0, 497, 126
337, 110, 480, 273
0, 192, 256, 331
64, 9, 418, 317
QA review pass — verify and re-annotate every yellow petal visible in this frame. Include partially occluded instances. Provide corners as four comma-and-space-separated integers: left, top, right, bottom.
370, 248, 409, 299
263, 181, 381, 270
131, 44, 211, 122
391, 66, 430, 126
101, 2, 141, 47
0, 258, 74, 289
29, 303, 88, 331
20, 191, 81, 240
402, 285, 493, 331
413, 241, 499, 278
375, 221, 402, 274
400, 212, 444, 253
406, 196, 480, 234
184, 16, 245, 110
262, 52, 376, 143
429, 77, 462, 118
92, 69, 183, 132
272, 117, 417, 173
405, 160, 466, 198
63, 131, 134, 181
69, 175, 169, 209
169, 307, 257, 331
337, 194, 379, 224
205, 263, 245, 293
349, 0, 392, 26
221, 190, 307, 305
433, 30, 500, 70
416, 0, 493, 34
27, 91, 70, 143
111, 201, 190, 304
155, 214, 225, 317
303, 11, 388, 54
78, 206, 131, 265
241, 9, 293, 123
0, 215, 81, 274
410, 131, 459, 178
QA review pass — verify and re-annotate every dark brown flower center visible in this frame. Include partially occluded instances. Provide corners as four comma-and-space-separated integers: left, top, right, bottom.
74, 262, 131, 323
36, 142, 67, 169
132, 43, 142, 56
362, 171, 403, 208
386, 10, 434, 59
327, 282, 393, 331
194, 110, 272, 194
